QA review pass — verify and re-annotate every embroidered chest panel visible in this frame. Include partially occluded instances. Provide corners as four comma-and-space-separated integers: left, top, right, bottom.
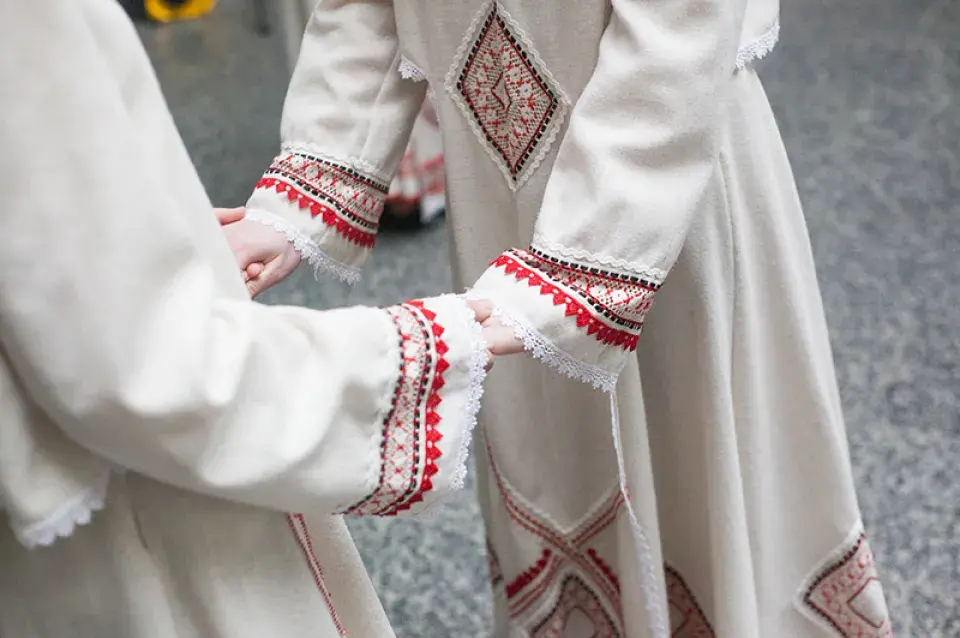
446, 1, 569, 190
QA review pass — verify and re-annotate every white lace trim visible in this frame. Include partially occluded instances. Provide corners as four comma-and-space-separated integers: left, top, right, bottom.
531, 234, 668, 284
736, 19, 781, 71
280, 142, 391, 185
399, 55, 437, 107
16, 470, 111, 549
410, 295, 488, 521
448, 295, 489, 493
245, 209, 361, 285
472, 296, 618, 392
445, 1, 571, 192
399, 55, 427, 83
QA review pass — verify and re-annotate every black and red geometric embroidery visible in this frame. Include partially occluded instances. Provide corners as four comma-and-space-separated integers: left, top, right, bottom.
490, 248, 660, 352
256, 151, 389, 248
800, 532, 893, 637
345, 300, 449, 516
448, 1, 567, 189
485, 443, 625, 635
531, 574, 622, 638
666, 566, 715, 637
484, 442, 725, 637
286, 514, 347, 636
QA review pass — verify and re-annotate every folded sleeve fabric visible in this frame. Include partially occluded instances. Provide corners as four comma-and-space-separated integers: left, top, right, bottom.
0, 0, 485, 525
245, 0, 426, 284
470, 0, 746, 391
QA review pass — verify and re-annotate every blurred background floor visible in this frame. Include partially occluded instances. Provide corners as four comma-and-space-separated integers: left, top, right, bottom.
138, 0, 959, 635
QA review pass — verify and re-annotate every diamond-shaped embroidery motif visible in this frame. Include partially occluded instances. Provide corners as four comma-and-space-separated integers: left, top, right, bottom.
447, 1, 568, 190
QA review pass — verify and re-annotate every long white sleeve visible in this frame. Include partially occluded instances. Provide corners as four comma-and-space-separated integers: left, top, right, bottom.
471, 0, 747, 390
245, 0, 426, 283
0, 1, 485, 518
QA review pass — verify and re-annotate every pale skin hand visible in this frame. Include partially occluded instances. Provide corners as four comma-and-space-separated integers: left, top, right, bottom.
212, 208, 524, 358
214, 207, 300, 297
461, 300, 525, 359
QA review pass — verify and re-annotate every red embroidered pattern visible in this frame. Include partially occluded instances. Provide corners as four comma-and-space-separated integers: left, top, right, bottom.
286, 514, 346, 636
452, 2, 565, 187
490, 249, 660, 352
507, 548, 554, 599
486, 443, 624, 632
487, 538, 505, 588
345, 301, 449, 516
665, 566, 715, 637
532, 574, 621, 638
256, 152, 389, 248
802, 533, 893, 637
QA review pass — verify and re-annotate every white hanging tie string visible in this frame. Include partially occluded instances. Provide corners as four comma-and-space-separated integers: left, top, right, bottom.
609, 390, 669, 638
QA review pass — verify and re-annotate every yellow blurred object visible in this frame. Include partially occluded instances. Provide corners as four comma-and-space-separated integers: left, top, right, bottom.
144, 0, 218, 23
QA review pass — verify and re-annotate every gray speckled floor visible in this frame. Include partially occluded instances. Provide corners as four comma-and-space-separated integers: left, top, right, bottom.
139, 0, 959, 635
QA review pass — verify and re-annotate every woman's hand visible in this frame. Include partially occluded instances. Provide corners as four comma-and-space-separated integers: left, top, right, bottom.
214, 207, 301, 297
214, 207, 245, 225
465, 299, 524, 370
222, 220, 301, 297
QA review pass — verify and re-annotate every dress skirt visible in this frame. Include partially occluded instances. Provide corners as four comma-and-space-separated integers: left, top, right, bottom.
458, 68, 891, 637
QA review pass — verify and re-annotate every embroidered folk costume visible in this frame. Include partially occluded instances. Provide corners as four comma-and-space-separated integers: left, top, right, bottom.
248, 0, 895, 636
0, 2, 489, 636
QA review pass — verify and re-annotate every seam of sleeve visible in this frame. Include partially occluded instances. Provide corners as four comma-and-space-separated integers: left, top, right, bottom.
244, 209, 361, 285
531, 233, 668, 282
281, 142, 392, 185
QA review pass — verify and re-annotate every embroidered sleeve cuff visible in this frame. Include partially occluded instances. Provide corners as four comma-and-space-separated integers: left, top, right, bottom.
471, 248, 662, 392
245, 147, 391, 285
342, 295, 487, 517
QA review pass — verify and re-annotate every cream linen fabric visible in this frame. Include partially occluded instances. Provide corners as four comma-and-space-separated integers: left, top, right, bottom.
251, 0, 893, 637
0, 1, 489, 636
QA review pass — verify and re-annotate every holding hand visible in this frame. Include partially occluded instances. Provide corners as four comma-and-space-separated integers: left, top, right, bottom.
214, 207, 300, 297
213, 209, 524, 359
464, 299, 524, 368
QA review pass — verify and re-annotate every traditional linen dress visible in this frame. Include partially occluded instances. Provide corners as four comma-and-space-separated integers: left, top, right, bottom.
248, 0, 895, 636
0, 2, 489, 637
